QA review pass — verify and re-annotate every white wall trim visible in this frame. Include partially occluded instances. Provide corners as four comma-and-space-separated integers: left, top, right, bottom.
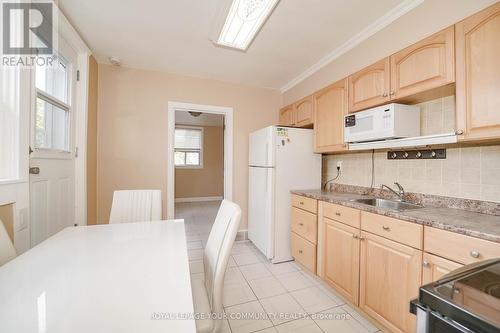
57, 6, 92, 227
167, 102, 233, 219
279, 0, 424, 93
174, 196, 224, 203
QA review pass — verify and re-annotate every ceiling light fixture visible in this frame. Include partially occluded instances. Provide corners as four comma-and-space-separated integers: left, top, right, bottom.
216, 0, 279, 51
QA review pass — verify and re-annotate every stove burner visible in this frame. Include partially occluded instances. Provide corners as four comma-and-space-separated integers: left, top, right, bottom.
484, 282, 500, 298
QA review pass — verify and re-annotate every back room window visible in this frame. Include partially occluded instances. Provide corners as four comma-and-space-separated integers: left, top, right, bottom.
174, 126, 203, 168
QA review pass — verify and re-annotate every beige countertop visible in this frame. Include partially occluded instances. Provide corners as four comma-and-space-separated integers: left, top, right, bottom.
292, 189, 500, 244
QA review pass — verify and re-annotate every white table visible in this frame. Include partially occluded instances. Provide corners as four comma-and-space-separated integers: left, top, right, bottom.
0, 220, 196, 333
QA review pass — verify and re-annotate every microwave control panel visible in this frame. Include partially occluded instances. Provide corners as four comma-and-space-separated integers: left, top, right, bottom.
345, 115, 356, 127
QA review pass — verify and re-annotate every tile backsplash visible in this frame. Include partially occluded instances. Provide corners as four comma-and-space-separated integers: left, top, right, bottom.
323, 96, 500, 203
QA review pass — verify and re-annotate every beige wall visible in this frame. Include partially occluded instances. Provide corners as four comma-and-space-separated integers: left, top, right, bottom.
97, 65, 282, 227
283, 0, 497, 104
87, 55, 98, 225
175, 125, 224, 199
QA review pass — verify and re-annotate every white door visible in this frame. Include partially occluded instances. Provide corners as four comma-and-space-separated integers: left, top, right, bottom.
29, 38, 78, 246
249, 126, 274, 167
248, 166, 274, 259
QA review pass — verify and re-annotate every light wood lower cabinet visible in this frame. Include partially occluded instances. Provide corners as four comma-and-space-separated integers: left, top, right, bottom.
323, 218, 360, 305
359, 231, 422, 333
291, 232, 317, 273
422, 253, 463, 285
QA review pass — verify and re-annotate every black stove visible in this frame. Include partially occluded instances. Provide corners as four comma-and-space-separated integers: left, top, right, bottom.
411, 258, 500, 333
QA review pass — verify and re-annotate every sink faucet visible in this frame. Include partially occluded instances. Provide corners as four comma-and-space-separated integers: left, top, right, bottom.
381, 182, 405, 201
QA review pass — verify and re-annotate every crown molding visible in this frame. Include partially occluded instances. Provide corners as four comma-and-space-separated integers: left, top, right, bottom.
280, 0, 425, 93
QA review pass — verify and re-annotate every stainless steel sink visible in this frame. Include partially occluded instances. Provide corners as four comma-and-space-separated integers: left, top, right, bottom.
352, 198, 423, 211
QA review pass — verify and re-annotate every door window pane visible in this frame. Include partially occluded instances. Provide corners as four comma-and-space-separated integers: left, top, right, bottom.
35, 98, 69, 151
35, 57, 69, 104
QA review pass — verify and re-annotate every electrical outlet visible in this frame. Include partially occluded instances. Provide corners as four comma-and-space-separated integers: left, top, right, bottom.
17, 208, 28, 231
336, 161, 342, 170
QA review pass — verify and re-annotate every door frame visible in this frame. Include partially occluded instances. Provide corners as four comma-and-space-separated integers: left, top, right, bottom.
166, 102, 233, 219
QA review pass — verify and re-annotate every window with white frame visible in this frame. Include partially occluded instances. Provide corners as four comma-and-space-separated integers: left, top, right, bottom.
174, 127, 203, 168
34, 55, 71, 151
0, 67, 20, 181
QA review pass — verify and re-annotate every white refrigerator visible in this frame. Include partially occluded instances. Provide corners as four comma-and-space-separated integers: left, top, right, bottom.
248, 126, 321, 263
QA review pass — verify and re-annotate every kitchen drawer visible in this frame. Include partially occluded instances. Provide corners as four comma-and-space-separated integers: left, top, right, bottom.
424, 227, 500, 265
361, 211, 423, 249
322, 202, 360, 228
291, 207, 317, 244
291, 232, 317, 273
292, 195, 317, 214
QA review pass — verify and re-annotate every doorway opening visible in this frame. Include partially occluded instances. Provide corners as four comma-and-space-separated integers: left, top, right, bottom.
167, 102, 233, 242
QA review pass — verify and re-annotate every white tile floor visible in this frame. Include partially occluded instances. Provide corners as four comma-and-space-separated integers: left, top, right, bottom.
176, 201, 383, 333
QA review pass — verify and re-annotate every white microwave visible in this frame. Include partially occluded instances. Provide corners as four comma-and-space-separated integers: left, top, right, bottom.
344, 103, 421, 143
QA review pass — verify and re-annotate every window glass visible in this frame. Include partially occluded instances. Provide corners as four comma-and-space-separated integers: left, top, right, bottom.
0, 67, 20, 181
35, 56, 69, 104
35, 98, 69, 151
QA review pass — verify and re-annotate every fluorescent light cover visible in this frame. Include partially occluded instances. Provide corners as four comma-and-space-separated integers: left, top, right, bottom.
217, 0, 279, 50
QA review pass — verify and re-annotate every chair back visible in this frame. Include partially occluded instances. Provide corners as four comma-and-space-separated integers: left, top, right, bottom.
109, 190, 162, 224
203, 200, 241, 330
0, 219, 16, 266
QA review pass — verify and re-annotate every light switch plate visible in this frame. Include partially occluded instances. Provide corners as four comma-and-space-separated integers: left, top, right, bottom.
17, 208, 28, 231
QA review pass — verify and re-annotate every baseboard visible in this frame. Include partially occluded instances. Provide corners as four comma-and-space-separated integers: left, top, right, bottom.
174, 196, 223, 203
236, 229, 248, 241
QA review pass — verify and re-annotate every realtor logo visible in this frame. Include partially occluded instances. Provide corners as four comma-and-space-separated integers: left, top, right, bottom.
1, 1, 57, 67
2, 1, 53, 55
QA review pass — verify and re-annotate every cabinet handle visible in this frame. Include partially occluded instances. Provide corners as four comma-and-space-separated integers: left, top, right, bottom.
470, 250, 480, 259
299, 223, 304, 226
299, 201, 304, 205
298, 250, 303, 254
390, 91, 395, 96
422, 260, 430, 268
335, 212, 341, 217
352, 234, 359, 239
382, 226, 390, 231
455, 129, 464, 135
359, 236, 366, 241
382, 92, 388, 97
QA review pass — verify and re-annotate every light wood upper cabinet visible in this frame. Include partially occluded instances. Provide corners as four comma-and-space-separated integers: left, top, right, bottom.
456, 2, 500, 142
313, 79, 348, 153
294, 96, 313, 127
279, 104, 295, 126
348, 58, 390, 113
359, 232, 421, 333
323, 218, 360, 305
422, 253, 462, 285
391, 26, 455, 100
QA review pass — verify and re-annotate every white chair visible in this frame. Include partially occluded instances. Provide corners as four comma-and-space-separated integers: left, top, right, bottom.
191, 200, 242, 333
0, 219, 16, 266
109, 190, 162, 224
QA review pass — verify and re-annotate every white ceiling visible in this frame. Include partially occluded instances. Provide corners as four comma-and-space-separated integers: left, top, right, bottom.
59, 0, 411, 90
175, 112, 224, 127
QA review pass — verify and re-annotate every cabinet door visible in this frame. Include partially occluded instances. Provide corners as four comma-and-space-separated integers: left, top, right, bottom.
279, 105, 295, 126
360, 232, 422, 333
456, 2, 500, 141
422, 253, 462, 285
313, 79, 348, 153
348, 58, 390, 112
391, 26, 455, 100
294, 96, 313, 127
323, 219, 360, 305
